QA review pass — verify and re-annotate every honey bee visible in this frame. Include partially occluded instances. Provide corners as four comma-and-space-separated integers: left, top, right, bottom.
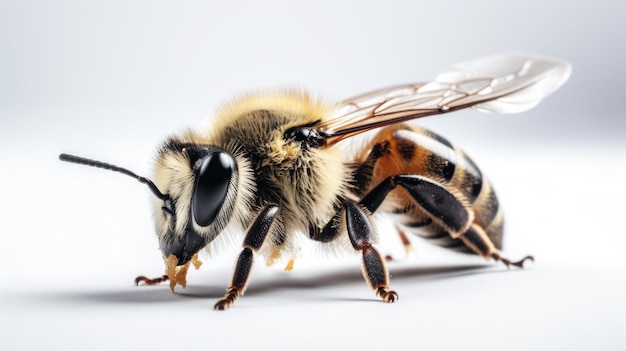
60, 52, 571, 310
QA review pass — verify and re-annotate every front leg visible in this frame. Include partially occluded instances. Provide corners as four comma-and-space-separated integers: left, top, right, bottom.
214, 203, 282, 310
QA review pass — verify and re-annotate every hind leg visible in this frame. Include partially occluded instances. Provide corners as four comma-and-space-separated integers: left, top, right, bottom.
459, 225, 534, 268
361, 174, 532, 268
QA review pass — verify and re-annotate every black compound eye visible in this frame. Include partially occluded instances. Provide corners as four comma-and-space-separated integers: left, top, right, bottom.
192, 151, 236, 227
284, 127, 325, 148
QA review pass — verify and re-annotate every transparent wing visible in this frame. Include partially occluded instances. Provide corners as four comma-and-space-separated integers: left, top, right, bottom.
318, 52, 571, 145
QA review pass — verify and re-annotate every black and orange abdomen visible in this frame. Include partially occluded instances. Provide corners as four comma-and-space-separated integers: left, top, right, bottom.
353, 124, 503, 253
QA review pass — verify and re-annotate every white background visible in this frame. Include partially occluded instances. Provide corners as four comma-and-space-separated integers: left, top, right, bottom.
1, 1, 625, 350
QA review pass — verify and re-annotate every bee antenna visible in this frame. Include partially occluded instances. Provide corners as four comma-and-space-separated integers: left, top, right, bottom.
58, 153, 170, 201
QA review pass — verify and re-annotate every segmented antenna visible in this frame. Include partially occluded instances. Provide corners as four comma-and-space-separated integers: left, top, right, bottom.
58, 153, 170, 200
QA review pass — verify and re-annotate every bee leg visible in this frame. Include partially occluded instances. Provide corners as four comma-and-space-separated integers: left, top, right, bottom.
396, 226, 413, 254
360, 174, 472, 235
265, 224, 289, 268
309, 209, 342, 242
459, 225, 534, 269
385, 226, 413, 261
284, 256, 296, 271
494, 253, 535, 268
360, 175, 532, 269
265, 248, 282, 267
344, 201, 398, 303
309, 200, 398, 302
346, 174, 471, 301
134, 274, 169, 286
214, 204, 282, 310
359, 175, 476, 271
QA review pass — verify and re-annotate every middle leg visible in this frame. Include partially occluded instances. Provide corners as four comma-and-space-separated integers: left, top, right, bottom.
310, 200, 398, 302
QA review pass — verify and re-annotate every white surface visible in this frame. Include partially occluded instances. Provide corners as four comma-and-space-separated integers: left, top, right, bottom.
1, 1, 625, 350
4, 145, 625, 351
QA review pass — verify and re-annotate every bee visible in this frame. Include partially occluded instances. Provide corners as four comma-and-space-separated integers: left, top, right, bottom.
59, 52, 571, 310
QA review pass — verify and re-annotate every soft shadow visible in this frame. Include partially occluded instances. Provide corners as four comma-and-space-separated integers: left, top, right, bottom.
180, 263, 494, 298
28, 264, 497, 305
28, 285, 197, 305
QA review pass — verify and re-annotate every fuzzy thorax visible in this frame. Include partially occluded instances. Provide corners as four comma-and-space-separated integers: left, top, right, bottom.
152, 91, 353, 261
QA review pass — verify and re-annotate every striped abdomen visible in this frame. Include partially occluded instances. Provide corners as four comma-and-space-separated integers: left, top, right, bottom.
353, 124, 503, 254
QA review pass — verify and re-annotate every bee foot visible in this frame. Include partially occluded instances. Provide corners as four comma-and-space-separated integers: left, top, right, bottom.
494, 254, 534, 269
214, 288, 241, 310
134, 274, 169, 286
214, 299, 233, 311
376, 287, 399, 303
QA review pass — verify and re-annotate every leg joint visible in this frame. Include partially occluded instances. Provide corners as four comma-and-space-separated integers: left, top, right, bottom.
243, 204, 280, 250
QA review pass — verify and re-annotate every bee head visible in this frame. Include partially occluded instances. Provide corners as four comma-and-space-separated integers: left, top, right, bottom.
59, 143, 239, 266
152, 142, 239, 265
